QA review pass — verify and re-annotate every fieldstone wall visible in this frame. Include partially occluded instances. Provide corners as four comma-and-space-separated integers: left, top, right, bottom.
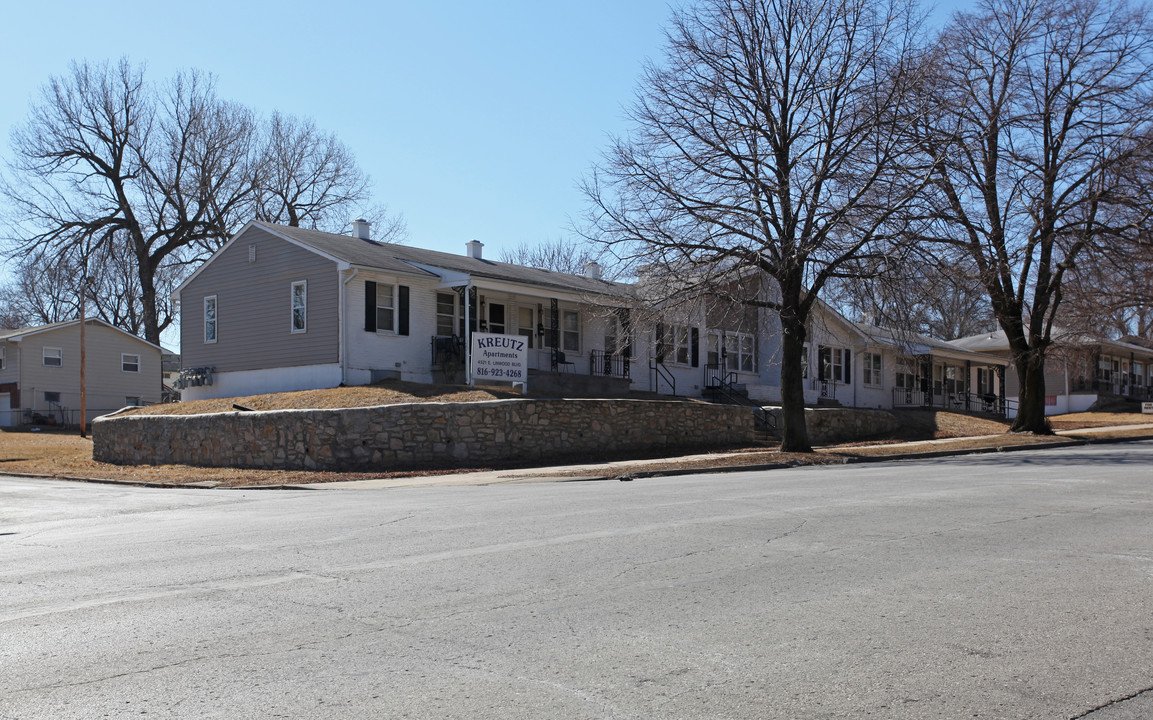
763, 407, 898, 445
92, 399, 754, 471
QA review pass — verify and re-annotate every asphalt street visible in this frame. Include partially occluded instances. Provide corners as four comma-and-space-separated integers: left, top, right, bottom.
2, 441, 1153, 719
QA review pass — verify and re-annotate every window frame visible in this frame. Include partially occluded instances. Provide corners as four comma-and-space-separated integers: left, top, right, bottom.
863, 352, 882, 387
562, 310, 580, 353
436, 292, 458, 337
724, 332, 756, 373
44, 391, 61, 404
125, 396, 141, 407
43, 346, 62, 367
375, 283, 396, 334
0, 346, 5, 371
673, 324, 692, 366
121, 353, 141, 373
204, 295, 218, 344
291, 281, 307, 334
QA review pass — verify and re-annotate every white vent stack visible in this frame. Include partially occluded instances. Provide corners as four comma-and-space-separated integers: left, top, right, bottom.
583, 260, 603, 280
466, 239, 484, 260
353, 218, 371, 240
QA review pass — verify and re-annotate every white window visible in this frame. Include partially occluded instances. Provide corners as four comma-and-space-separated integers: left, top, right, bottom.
819, 346, 848, 383
376, 284, 395, 332
518, 306, 535, 349
562, 310, 580, 352
706, 332, 721, 367
673, 325, 692, 365
896, 359, 917, 389
125, 396, 141, 407
43, 347, 62, 367
122, 353, 140, 373
436, 292, 457, 336
291, 281, 307, 333
725, 333, 756, 373
801, 343, 810, 379
863, 352, 882, 387
204, 296, 217, 343
44, 391, 60, 404
0, 347, 5, 371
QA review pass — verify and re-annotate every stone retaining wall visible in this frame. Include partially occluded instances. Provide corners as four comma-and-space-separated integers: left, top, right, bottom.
93, 399, 754, 471
763, 407, 899, 445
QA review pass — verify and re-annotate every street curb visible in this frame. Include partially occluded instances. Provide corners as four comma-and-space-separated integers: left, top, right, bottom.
3, 433, 1150, 489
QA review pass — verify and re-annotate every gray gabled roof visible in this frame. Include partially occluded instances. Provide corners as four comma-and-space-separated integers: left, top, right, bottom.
952, 328, 1153, 360
850, 321, 1009, 364
0, 318, 162, 350
257, 221, 634, 299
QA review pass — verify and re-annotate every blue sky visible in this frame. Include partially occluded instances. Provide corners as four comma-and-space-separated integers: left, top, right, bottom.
1, 0, 674, 259
0, 0, 969, 349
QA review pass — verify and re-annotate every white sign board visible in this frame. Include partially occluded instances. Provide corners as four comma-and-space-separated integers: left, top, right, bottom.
1143, 401, 1153, 414
470, 333, 528, 383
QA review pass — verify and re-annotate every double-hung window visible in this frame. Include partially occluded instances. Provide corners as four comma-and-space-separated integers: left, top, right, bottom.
562, 310, 580, 352
0, 347, 5, 371
673, 325, 691, 365
863, 352, 882, 387
204, 296, 218, 343
291, 281, 307, 333
819, 346, 849, 383
376, 284, 395, 332
122, 353, 141, 373
43, 347, 62, 367
896, 360, 917, 390
724, 332, 755, 373
436, 293, 457, 336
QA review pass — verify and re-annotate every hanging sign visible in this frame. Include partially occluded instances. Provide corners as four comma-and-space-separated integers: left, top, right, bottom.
471, 333, 528, 382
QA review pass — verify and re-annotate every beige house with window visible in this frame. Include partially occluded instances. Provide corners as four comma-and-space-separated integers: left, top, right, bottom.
0, 319, 163, 427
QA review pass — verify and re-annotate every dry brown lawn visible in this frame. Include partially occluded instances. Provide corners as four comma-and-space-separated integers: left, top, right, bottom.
1, 385, 1149, 488
126, 380, 526, 416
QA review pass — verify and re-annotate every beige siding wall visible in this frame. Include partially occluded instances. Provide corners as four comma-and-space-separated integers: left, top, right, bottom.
181, 226, 339, 372
0, 340, 18, 385
16, 324, 161, 413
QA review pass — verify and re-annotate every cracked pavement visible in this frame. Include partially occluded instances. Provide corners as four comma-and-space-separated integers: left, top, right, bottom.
2, 441, 1153, 718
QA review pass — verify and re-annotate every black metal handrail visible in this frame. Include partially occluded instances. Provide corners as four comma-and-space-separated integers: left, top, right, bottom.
650, 359, 676, 396
591, 350, 630, 379
431, 335, 464, 368
812, 379, 838, 399
704, 367, 775, 434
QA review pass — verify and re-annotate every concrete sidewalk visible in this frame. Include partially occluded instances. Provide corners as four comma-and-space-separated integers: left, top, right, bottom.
298, 422, 1153, 491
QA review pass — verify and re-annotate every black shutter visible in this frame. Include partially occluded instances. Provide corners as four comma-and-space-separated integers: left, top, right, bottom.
398, 285, 410, 336
469, 287, 478, 334
364, 281, 377, 332
691, 327, 699, 367
843, 349, 850, 383
656, 323, 666, 363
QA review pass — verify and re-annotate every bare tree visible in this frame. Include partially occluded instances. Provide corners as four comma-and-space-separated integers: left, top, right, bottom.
584, 0, 926, 452
0, 249, 79, 327
254, 111, 406, 241
912, 0, 1153, 432
2, 60, 401, 344
827, 250, 996, 340
1, 59, 257, 344
499, 236, 603, 275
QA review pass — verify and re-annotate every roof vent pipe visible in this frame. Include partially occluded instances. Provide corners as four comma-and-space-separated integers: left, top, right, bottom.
352, 218, 371, 240
466, 239, 483, 260
583, 260, 602, 280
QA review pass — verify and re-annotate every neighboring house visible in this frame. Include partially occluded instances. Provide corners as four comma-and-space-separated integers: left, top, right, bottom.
952, 329, 1153, 415
161, 350, 181, 403
841, 321, 1010, 413
0, 319, 163, 427
173, 220, 636, 400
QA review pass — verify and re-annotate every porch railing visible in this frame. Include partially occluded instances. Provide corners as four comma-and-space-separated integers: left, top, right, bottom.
811, 379, 837, 399
703, 365, 775, 434
431, 335, 465, 368
892, 387, 1015, 417
1074, 377, 1153, 401
590, 350, 630, 379
650, 359, 676, 396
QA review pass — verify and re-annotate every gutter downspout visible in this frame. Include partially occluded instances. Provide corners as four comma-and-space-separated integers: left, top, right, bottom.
340, 267, 359, 387
464, 280, 473, 387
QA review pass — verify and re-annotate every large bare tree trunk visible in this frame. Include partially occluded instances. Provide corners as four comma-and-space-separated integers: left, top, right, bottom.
1008, 345, 1052, 434
779, 309, 812, 453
